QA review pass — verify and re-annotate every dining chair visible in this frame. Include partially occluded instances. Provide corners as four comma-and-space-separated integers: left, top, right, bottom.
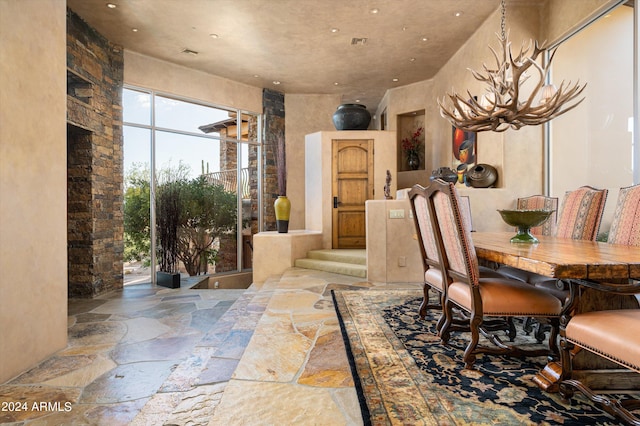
458, 195, 474, 232
607, 183, 640, 247
409, 185, 506, 332
496, 195, 558, 283
516, 194, 558, 236
499, 186, 608, 299
558, 279, 640, 425
424, 179, 563, 369
409, 184, 448, 328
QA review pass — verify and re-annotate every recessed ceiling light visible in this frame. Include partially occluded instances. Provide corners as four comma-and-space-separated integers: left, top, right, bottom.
331, 28, 340, 33
209, 33, 219, 39
421, 37, 428, 42
355, 99, 361, 103
132, 28, 138, 32
273, 81, 281, 85
253, 74, 259, 78
454, 11, 463, 17
106, 3, 117, 8
409, 57, 416, 62
370, 8, 379, 14
392, 78, 399, 82
334, 82, 339, 86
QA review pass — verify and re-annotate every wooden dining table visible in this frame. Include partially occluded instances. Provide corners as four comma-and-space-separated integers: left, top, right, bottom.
473, 232, 640, 281
472, 231, 640, 392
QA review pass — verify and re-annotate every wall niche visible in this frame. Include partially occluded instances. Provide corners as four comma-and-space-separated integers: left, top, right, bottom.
396, 110, 428, 190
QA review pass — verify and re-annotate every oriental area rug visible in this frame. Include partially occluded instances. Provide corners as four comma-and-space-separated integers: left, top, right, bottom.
332, 289, 620, 426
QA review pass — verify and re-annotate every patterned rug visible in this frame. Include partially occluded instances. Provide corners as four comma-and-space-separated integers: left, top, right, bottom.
332, 289, 620, 426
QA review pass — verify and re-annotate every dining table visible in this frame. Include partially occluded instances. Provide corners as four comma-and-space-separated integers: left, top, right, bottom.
472, 231, 640, 392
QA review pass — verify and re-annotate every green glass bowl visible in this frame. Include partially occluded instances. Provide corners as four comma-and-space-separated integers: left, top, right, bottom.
497, 209, 555, 243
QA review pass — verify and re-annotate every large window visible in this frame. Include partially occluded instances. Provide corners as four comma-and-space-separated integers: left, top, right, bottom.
123, 87, 261, 285
548, 2, 636, 233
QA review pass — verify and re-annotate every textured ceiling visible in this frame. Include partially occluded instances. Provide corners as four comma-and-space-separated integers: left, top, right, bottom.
66, 0, 509, 111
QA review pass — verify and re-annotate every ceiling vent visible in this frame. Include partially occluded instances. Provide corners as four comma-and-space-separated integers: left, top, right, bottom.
181, 48, 199, 56
351, 37, 367, 46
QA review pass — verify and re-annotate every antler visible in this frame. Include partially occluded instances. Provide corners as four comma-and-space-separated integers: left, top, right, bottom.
438, 33, 586, 132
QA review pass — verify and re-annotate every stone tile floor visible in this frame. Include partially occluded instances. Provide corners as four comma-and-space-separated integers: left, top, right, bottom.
0, 268, 419, 425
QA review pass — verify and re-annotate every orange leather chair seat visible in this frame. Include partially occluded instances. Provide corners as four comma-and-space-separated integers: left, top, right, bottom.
565, 309, 640, 373
448, 278, 563, 317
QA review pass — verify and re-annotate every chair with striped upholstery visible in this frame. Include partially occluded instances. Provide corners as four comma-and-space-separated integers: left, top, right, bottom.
516, 195, 558, 237
558, 185, 640, 424
409, 185, 508, 333
500, 186, 607, 299
607, 184, 640, 247
424, 179, 563, 369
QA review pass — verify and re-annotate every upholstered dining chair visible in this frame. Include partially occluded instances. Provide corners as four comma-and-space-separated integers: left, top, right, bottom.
558, 280, 640, 425
424, 179, 563, 369
607, 183, 640, 247
409, 185, 505, 331
499, 186, 608, 298
557, 184, 640, 423
516, 194, 558, 236
496, 194, 558, 285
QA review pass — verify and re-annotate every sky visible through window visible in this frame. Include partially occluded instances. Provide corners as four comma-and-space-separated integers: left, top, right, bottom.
123, 88, 250, 180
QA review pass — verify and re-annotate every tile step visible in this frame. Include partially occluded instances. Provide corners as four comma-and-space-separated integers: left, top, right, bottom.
305, 249, 366, 265
294, 258, 367, 278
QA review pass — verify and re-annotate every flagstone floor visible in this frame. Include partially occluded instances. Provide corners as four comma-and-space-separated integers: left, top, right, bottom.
0, 268, 419, 425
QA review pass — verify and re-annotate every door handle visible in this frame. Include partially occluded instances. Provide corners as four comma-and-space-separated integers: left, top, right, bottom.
333, 197, 341, 208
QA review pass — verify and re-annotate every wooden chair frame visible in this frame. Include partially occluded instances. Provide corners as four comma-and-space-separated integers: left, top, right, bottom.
424, 179, 564, 369
559, 279, 640, 425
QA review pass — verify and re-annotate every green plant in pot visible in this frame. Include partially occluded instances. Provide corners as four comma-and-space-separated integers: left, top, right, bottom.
273, 135, 290, 233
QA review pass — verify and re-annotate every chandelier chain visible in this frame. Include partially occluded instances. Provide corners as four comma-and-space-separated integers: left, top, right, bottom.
500, 0, 506, 40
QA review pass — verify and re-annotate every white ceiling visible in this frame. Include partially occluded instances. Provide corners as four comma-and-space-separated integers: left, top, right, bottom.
66, 0, 512, 111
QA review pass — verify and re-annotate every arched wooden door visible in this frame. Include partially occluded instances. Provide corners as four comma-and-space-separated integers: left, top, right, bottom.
332, 139, 373, 248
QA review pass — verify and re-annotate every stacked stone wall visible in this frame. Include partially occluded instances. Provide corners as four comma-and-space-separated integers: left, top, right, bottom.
66, 9, 124, 297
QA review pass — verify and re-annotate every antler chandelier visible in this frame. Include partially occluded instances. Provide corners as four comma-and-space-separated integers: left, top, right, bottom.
438, 0, 586, 132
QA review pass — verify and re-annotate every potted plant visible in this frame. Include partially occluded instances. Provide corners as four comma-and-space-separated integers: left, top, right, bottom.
155, 174, 182, 288
401, 126, 424, 170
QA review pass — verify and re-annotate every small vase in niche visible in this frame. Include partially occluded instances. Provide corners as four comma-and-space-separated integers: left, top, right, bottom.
274, 195, 291, 233
407, 152, 420, 170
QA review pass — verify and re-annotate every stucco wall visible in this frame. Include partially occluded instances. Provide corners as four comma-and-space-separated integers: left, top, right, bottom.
0, 0, 68, 383
124, 50, 263, 114
375, 1, 619, 233
284, 94, 341, 229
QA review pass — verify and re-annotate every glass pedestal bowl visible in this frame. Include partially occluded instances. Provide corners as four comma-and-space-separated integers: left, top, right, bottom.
497, 210, 555, 243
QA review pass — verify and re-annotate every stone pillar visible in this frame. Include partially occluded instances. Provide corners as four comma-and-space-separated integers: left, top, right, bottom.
66, 9, 124, 297
262, 89, 285, 232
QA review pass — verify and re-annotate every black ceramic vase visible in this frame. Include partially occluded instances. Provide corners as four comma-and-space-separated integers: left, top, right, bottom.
407, 152, 420, 170
332, 104, 371, 130
466, 164, 498, 188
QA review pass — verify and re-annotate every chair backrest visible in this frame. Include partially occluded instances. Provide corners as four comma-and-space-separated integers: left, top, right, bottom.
517, 195, 558, 236
607, 184, 640, 246
458, 195, 474, 232
555, 186, 608, 241
423, 179, 480, 286
408, 184, 441, 271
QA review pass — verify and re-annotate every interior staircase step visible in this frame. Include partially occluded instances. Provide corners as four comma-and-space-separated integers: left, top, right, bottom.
294, 258, 367, 278
305, 249, 366, 265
